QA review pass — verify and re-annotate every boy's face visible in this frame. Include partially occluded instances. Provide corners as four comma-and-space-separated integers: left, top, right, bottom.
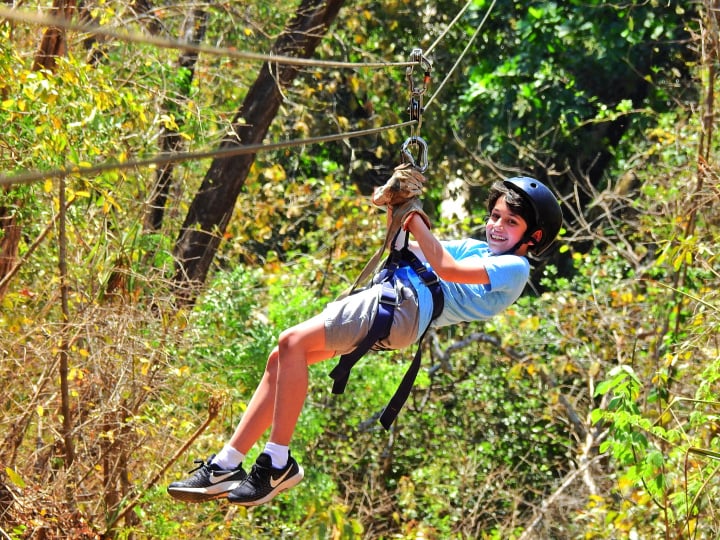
486, 196, 530, 255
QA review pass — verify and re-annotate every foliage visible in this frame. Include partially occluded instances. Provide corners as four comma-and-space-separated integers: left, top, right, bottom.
0, 0, 717, 539
579, 102, 720, 539
456, 0, 694, 185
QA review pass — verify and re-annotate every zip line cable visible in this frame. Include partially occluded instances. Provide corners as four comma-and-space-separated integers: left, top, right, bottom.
0, 0, 495, 187
424, 0, 474, 57
0, 122, 417, 187
397, 0, 495, 171
0, 7, 414, 69
424, 0, 497, 111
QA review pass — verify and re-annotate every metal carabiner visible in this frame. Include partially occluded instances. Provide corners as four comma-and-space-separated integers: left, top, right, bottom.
401, 136, 429, 173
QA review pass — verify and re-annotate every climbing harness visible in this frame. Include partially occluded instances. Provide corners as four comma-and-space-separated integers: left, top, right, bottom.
328, 49, 442, 428
335, 48, 433, 301
329, 235, 445, 429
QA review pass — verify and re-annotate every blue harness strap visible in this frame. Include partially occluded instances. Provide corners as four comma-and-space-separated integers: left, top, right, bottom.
328, 279, 397, 395
329, 246, 444, 429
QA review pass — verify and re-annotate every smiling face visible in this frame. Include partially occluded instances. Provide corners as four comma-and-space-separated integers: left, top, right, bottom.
486, 196, 532, 255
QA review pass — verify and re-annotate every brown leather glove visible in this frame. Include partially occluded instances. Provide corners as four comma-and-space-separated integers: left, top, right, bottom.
371, 163, 427, 207
391, 197, 431, 231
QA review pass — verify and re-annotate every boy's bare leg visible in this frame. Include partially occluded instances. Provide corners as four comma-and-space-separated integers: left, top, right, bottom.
226, 350, 279, 455
228, 313, 335, 453
270, 313, 334, 445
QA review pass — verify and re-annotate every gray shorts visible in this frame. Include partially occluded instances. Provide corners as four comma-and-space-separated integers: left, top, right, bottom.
324, 280, 420, 355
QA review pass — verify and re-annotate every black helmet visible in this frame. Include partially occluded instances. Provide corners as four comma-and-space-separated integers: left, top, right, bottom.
503, 177, 563, 254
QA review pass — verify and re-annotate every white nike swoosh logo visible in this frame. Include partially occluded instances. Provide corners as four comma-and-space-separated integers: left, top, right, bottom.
269, 467, 292, 488
209, 471, 237, 484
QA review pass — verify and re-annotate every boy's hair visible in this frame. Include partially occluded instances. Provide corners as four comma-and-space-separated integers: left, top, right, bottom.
486, 181, 536, 230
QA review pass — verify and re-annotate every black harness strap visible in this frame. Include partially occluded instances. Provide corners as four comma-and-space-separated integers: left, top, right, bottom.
379, 251, 443, 429
329, 245, 444, 429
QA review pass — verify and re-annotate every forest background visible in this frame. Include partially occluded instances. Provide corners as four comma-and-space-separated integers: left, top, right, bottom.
1, 0, 718, 538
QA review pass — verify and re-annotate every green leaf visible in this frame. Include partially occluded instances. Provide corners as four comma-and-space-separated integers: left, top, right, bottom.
595, 378, 616, 396
528, 6, 544, 19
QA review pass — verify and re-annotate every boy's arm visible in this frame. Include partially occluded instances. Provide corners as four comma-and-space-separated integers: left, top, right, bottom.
404, 213, 491, 285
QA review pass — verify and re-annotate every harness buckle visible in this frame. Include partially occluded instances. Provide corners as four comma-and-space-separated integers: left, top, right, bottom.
378, 281, 401, 307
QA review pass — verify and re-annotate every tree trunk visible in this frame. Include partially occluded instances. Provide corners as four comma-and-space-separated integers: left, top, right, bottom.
32, 0, 76, 71
172, 0, 345, 304
0, 0, 76, 301
0, 198, 20, 300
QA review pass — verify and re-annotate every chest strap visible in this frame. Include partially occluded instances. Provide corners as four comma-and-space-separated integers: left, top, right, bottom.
328, 247, 444, 429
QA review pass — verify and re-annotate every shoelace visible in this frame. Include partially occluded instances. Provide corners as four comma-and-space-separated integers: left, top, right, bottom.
188, 457, 210, 474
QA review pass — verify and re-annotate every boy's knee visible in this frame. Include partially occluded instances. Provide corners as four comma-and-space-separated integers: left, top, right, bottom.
277, 329, 296, 352
265, 347, 280, 373
277, 326, 308, 357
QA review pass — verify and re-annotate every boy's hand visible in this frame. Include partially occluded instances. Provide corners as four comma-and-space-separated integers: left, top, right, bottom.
372, 163, 426, 207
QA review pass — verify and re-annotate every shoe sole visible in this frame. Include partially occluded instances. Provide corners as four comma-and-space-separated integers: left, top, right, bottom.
167, 481, 243, 503
227, 466, 304, 507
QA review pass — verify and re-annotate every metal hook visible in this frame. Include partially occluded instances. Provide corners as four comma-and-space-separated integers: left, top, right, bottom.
401, 136, 429, 173
406, 48, 432, 98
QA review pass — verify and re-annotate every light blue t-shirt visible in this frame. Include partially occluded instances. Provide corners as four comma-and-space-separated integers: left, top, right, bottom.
394, 238, 530, 341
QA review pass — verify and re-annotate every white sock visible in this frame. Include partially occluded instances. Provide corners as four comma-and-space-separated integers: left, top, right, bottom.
212, 444, 245, 469
263, 442, 289, 469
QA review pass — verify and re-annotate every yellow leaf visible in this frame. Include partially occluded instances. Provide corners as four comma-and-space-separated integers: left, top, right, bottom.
617, 476, 633, 492
5, 467, 26, 488
36, 405, 44, 417
336, 116, 350, 130
44, 179, 54, 193
521, 315, 541, 331
349, 76, 360, 93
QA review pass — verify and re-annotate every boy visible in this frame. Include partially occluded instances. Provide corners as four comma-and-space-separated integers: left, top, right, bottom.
167, 175, 562, 507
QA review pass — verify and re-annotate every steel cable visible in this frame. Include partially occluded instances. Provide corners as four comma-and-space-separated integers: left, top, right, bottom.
0, 0, 496, 186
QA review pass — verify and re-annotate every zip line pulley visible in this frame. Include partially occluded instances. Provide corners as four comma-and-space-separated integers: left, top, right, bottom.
401, 48, 432, 173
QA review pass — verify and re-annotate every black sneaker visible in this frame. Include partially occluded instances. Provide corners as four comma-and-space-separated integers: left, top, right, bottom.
167, 455, 246, 503
226, 452, 304, 506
